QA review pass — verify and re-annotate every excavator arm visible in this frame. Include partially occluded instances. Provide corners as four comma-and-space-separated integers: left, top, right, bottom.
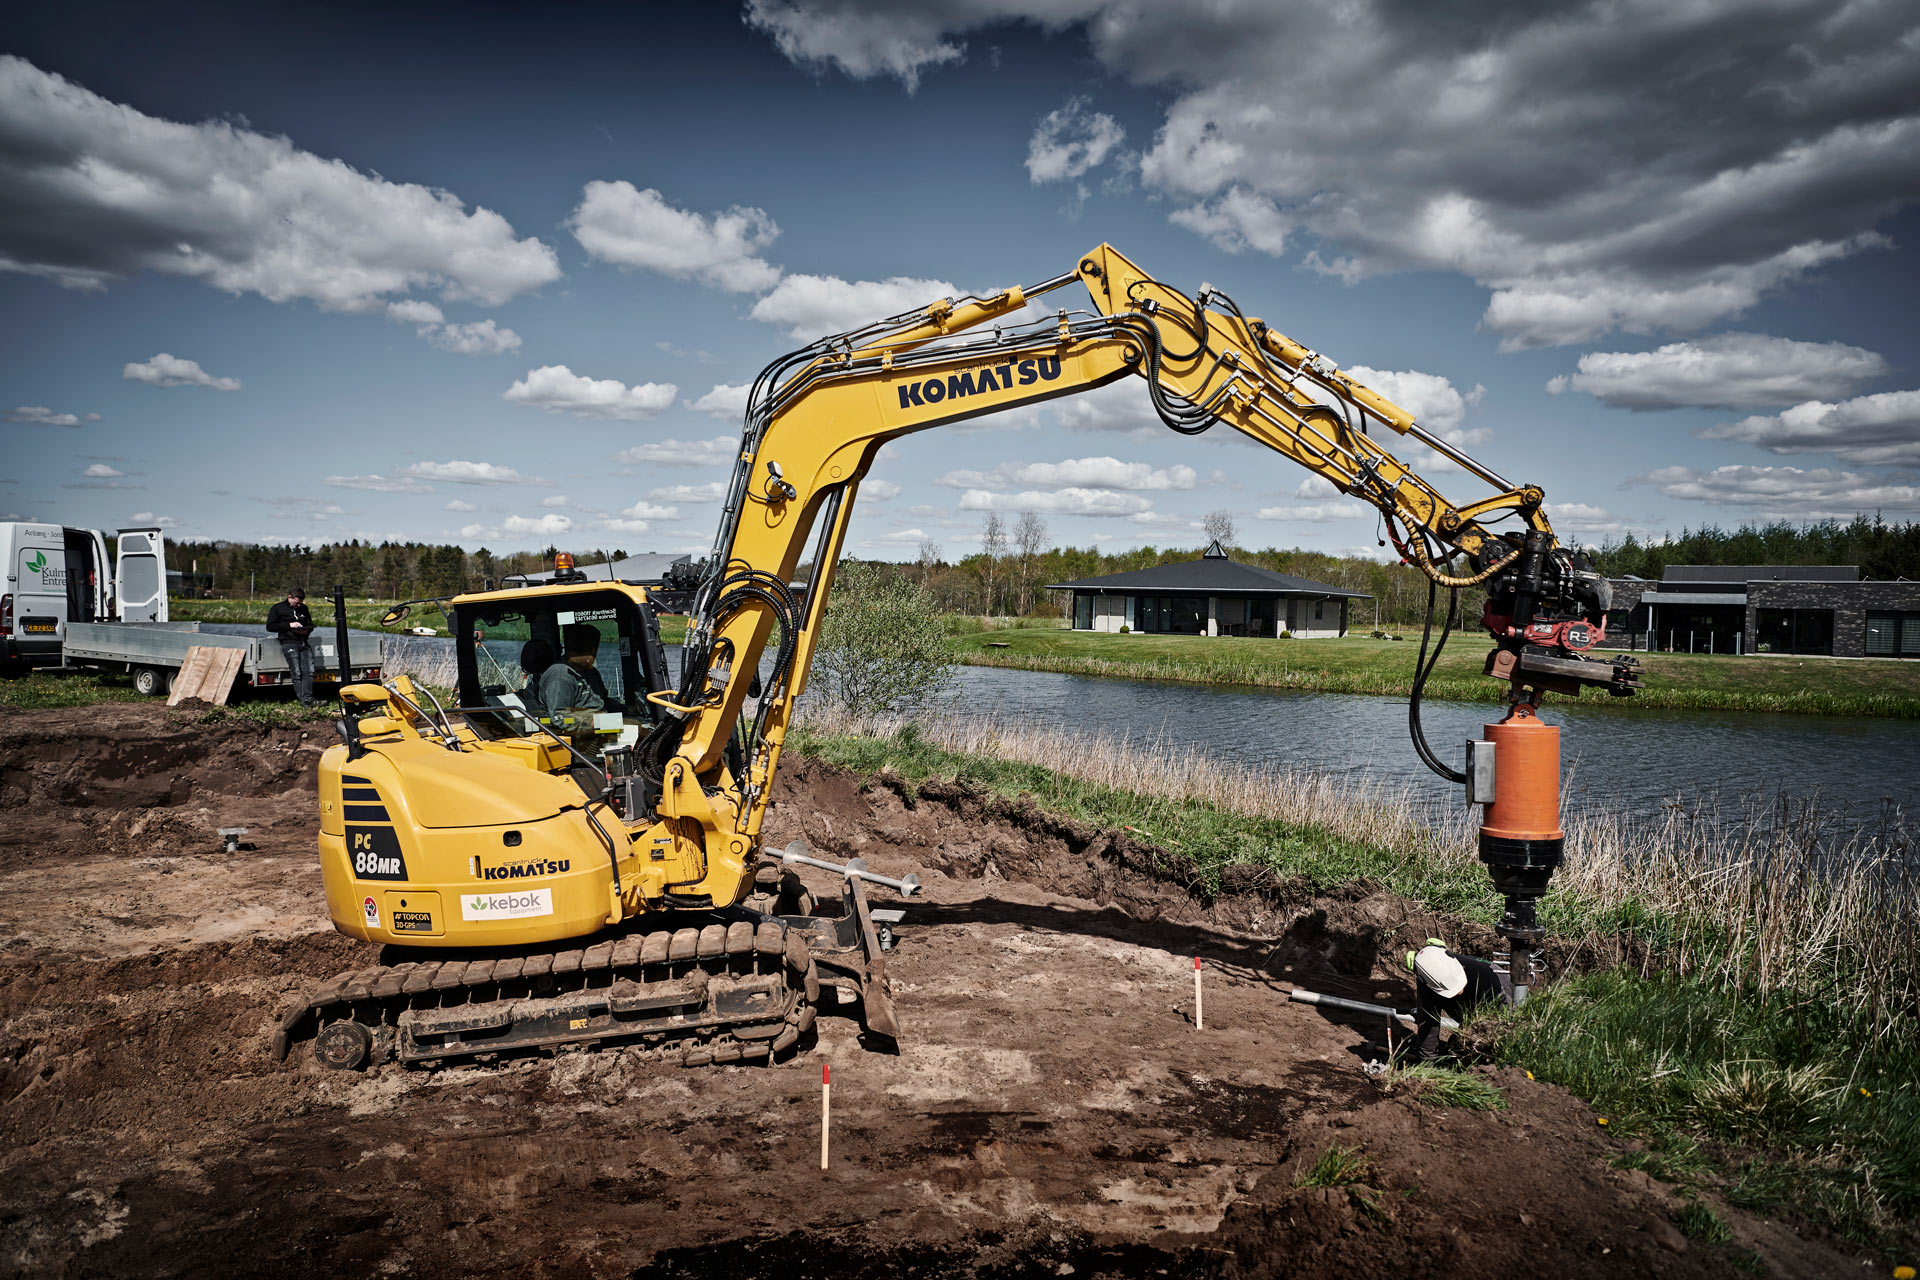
643, 244, 1626, 831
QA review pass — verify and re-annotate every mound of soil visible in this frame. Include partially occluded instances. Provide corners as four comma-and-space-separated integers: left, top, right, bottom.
0, 704, 1861, 1278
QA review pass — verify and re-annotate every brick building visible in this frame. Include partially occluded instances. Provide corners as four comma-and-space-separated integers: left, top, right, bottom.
1606, 565, 1920, 658
1047, 541, 1370, 638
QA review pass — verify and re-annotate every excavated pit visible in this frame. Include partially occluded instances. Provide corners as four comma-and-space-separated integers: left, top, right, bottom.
0, 703, 1859, 1278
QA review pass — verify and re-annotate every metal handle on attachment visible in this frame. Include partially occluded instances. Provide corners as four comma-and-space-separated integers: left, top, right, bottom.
777, 841, 922, 896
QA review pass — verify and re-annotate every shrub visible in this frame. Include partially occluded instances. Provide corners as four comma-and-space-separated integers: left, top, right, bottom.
812, 560, 955, 717
1279, 629, 1293, 639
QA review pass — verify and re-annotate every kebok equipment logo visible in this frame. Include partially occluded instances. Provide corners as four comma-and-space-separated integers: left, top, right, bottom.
462, 888, 553, 921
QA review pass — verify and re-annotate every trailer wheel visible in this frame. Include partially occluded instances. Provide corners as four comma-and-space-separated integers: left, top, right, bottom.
132, 666, 169, 697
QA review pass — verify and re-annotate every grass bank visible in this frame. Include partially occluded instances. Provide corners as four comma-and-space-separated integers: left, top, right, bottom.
0, 667, 335, 726
789, 707, 1918, 1237
947, 628, 1920, 717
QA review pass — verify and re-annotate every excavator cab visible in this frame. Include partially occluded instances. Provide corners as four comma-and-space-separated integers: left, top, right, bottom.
449, 582, 676, 770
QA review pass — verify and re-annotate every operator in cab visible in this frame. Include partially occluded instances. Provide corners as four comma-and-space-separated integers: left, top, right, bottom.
539, 622, 613, 713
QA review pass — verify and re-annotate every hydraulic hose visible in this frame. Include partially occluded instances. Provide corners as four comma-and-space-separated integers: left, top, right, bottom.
1410, 578, 1468, 785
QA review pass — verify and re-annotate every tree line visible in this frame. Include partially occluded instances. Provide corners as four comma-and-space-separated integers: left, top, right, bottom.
165, 512, 1917, 629
165, 539, 607, 601
1589, 516, 1920, 582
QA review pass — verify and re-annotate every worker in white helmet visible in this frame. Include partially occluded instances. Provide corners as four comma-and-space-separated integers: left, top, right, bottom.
1406, 939, 1511, 1063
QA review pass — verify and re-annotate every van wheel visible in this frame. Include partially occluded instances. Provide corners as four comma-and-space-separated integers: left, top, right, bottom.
133, 666, 168, 697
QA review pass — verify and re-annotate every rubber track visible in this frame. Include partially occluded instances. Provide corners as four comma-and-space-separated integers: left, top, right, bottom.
275, 920, 820, 1069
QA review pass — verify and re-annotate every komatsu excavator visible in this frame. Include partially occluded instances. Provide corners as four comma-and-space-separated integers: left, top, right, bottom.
274, 243, 1639, 1071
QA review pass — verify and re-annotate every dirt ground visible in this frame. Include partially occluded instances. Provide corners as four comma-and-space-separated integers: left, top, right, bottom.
0, 702, 1872, 1277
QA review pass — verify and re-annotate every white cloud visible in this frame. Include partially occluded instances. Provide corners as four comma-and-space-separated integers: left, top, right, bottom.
129, 511, 177, 528
504, 513, 573, 535
863, 527, 932, 546
1635, 464, 1920, 516
1344, 364, 1488, 472
939, 456, 1197, 491
569, 181, 782, 293
749, 273, 958, 339
615, 436, 738, 466
444, 498, 479, 512
1545, 333, 1889, 410
503, 365, 677, 420
1253, 501, 1370, 522
1544, 502, 1631, 538
619, 499, 680, 520
602, 517, 655, 534
428, 318, 521, 356
1026, 96, 1126, 184
1046, 381, 1163, 439
122, 352, 241, 391
325, 473, 434, 493
5, 405, 85, 426
1170, 186, 1291, 256
649, 481, 727, 503
687, 384, 752, 419
540, 494, 571, 508
1294, 476, 1340, 499
862, 479, 902, 501
958, 487, 1152, 515
1703, 390, 1920, 466
398, 460, 539, 486
746, 4, 1920, 348
0, 56, 559, 309
387, 299, 445, 326
1346, 365, 1483, 434
744, 0, 965, 92
82, 463, 123, 478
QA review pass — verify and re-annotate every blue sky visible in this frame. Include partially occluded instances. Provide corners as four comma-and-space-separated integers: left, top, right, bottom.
4, 1, 1918, 559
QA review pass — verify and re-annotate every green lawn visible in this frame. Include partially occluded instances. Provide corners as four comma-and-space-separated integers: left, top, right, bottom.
948, 628, 1920, 716
169, 595, 418, 632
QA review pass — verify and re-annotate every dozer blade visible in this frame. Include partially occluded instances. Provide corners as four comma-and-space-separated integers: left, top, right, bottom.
777, 873, 902, 1041
274, 918, 820, 1071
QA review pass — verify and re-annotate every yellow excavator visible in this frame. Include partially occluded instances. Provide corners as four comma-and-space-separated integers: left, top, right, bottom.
274, 243, 1639, 1071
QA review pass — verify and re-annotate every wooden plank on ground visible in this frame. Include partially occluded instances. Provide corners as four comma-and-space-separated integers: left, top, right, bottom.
168, 645, 246, 705
207, 647, 246, 706
166, 647, 213, 705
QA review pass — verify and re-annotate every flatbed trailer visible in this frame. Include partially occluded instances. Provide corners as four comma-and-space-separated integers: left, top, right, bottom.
62, 621, 386, 697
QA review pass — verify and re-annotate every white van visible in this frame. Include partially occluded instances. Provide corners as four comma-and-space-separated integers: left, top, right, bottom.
1, 523, 168, 670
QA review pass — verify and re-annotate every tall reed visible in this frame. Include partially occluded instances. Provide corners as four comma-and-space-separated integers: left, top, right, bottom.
797, 703, 1917, 1056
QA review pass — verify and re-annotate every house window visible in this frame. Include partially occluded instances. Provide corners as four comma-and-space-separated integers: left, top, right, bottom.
1074, 593, 1092, 630
1314, 601, 1325, 622
1756, 608, 1834, 656
1865, 611, 1920, 658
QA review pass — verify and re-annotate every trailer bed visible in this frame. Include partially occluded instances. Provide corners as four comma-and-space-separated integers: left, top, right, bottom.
63, 621, 385, 696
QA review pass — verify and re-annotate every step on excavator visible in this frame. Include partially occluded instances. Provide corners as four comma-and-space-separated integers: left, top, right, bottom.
274, 243, 1640, 1071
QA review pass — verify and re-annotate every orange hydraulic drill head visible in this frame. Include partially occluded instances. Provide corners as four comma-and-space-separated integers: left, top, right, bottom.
1477, 700, 1564, 958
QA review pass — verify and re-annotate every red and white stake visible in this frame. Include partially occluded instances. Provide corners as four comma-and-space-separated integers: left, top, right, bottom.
820, 1062, 831, 1171
1194, 955, 1204, 1030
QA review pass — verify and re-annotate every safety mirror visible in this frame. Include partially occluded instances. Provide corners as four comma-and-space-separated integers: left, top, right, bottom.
380, 603, 411, 627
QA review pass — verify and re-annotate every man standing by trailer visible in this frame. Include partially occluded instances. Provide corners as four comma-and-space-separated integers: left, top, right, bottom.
266, 586, 318, 707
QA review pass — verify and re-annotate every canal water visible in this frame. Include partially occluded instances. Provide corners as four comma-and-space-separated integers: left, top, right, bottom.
945, 664, 1918, 828
391, 635, 1916, 840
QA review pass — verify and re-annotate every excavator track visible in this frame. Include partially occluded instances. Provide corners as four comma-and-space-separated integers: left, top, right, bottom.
273, 919, 820, 1071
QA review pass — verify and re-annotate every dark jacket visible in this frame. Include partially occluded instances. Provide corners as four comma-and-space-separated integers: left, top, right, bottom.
266, 599, 315, 647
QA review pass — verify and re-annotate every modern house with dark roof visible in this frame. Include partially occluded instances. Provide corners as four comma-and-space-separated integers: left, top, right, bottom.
1046, 541, 1371, 638
1606, 565, 1920, 658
